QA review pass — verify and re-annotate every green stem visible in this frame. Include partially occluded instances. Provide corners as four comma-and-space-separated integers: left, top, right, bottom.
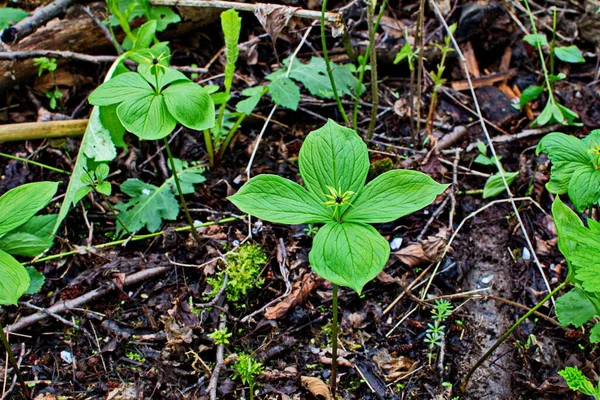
216, 113, 246, 163
366, 1, 379, 139
163, 138, 203, 245
203, 130, 215, 167
460, 280, 567, 393
29, 217, 241, 264
0, 152, 70, 175
321, 0, 349, 125
330, 284, 339, 396
100, 194, 133, 237
0, 324, 29, 398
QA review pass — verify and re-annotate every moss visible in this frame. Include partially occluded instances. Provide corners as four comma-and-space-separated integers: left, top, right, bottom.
368, 157, 394, 180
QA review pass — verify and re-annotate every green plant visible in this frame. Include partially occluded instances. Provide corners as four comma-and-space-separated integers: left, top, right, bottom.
228, 119, 447, 393
34, 57, 63, 110
208, 327, 232, 345
536, 130, 600, 212
519, 0, 580, 127
232, 353, 264, 400
206, 244, 266, 304
559, 366, 600, 399
424, 300, 453, 364
474, 141, 518, 198
0, 7, 28, 30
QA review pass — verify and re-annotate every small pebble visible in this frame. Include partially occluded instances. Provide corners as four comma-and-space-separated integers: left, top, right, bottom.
390, 237, 403, 250
61, 351, 73, 363
522, 247, 531, 260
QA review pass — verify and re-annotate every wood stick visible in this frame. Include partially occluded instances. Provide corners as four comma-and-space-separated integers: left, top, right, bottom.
0, 119, 87, 142
1, 0, 76, 44
451, 68, 518, 91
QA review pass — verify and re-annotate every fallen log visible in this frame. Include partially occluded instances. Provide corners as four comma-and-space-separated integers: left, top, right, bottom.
0, 119, 87, 142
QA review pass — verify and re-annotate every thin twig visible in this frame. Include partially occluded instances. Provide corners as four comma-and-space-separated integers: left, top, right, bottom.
207, 312, 227, 400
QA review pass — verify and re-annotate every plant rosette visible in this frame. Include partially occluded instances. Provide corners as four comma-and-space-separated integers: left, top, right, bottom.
229, 120, 448, 293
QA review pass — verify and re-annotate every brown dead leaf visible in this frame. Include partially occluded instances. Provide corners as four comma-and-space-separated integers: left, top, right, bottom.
377, 270, 399, 284
254, 4, 299, 43
300, 376, 332, 400
265, 273, 320, 319
379, 16, 404, 39
422, 228, 449, 261
393, 244, 427, 267
34, 395, 57, 400
535, 236, 557, 255
106, 383, 140, 399
373, 348, 416, 381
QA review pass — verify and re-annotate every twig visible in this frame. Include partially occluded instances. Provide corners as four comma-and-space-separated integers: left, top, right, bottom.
77, 5, 123, 54
366, 1, 379, 137
1, 0, 76, 43
0, 119, 88, 142
383, 264, 433, 316
22, 301, 94, 339
207, 312, 227, 400
416, 193, 450, 241
5, 267, 170, 333
428, 0, 554, 306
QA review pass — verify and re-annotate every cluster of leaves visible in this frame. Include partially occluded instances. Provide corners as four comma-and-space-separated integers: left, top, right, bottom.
232, 353, 264, 400
559, 366, 600, 399
427, 23, 456, 92
474, 141, 518, 198
33, 57, 63, 110
206, 244, 267, 304
552, 197, 600, 343
536, 130, 600, 212
424, 300, 453, 364
0, 182, 55, 305
207, 327, 232, 345
229, 120, 447, 293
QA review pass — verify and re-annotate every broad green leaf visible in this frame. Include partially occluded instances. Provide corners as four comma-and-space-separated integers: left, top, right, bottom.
163, 82, 215, 131
88, 72, 152, 106
132, 20, 157, 50
0, 249, 30, 305
117, 93, 177, 140
343, 170, 448, 223
236, 86, 265, 115
25, 267, 45, 295
309, 222, 390, 294
476, 141, 487, 155
568, 166, 600, 212
221, 9, 241, 95
96, 181, 112, 196
298, 120, 369, 202
556, 288, 597, 327
519, 85, 543, 109
74, 186, 92, 204
0, 214, 57, 257
83, 122, 117, 161
95, 164, 110, 182
590, 323, 600, 343
138, 64, 188, 90
0, 7, 28, 30
229, 175, 331, 224
166, 161, 206, 195
268, 77, 300, 110
149, 7, 181, 31
523, 33, 548, 47
0, 182, 58, 236
554, 45, 585, 63
482, 171, 518, 199
100, 105, 126, 150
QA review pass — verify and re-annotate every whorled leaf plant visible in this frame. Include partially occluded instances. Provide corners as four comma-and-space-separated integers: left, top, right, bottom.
229, 119, 447, 393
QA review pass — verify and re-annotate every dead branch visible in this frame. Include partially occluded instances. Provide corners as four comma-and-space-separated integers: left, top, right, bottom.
1, 0, 76, 44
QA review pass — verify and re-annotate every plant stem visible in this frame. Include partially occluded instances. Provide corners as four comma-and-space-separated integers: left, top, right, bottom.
100, 193, 133, 237
321, 0, 349, 125
550, 7, 557, 79
330, 284, 339, 395
203, 129, 215, 167
163, 137, 203, 245
0, 152, 70, 175
415, 0, 426, 145
0, 324, 29, 398
366, 0, 379, 139
460, 280, 567, 393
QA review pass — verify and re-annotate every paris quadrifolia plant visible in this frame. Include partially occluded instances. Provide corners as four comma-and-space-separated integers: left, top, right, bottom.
228, 119, 448, 394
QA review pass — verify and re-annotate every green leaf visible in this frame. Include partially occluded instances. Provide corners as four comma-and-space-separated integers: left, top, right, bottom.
88, 72, 152, 106
99, 105, 126, 150
83, 122, 117, 161
162, 82, 215, 131
590, 323, 600, 343
132, 20, 157, 50
268, 77, 300, 110
0, 249, 30, 305
137, 64, 188, 90
229, 175, 331, 224
236, 86, 265, 115
0, 214, 57, 257
96, 181, 112, 196
166, 162, 206, 195
298, 119, 369, 202
149, 7, 181, 31
523, 33, 548, 47
554, 45, 585, 63
220, 9, 241, 95
476, 141, 487, 155
519, 85, 543, 109
0, 7, 28, 30
117, 93, 177, 140
556, 288, 597, 327
568, 166, 600, 212
0, 182, 58, 236
95, 164, 110, 182
343, 170, 448, 223
74, 186, 92, 204
309, 222, 390, 294
559, 366, 596, 396
482, 171, 518, 199
25, 267, 45, 295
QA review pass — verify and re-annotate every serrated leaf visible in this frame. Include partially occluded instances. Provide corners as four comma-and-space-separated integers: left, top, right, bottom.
229, 175, 331, 224
268, 77, 300, 110
309, 222, 390, 294
482, 171, 518, 198
559, 366, 597, 395
221, 9, 241, 95
0, 249, 30, 305
0, 182, 58, 236
117, 93, 177, 140
343, 170, 448, 223
0, 214, 57, 257
523, 33, 548, 47
556, 288, 597, 327
25, 267, 45, 295
554, 45, 585, 63
298, 119, 369, 202
162, 81, 215, 131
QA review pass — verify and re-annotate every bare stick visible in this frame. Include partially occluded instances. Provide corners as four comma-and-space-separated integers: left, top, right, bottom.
207, 312, 227, 400
427, 0, 554, 306
1, 0, 76, 43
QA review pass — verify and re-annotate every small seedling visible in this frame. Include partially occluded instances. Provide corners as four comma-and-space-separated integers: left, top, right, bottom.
208, 327, 232, 345
232, 353, 264, 400
424, 300, 453, 364
229, 119, 447, 394
559, 366, 600, 399
34, 57, 62, 110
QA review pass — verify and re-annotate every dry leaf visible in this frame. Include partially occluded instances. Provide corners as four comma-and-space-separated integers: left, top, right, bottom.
34, 395, 57, 400
393, 243, 427, 267
377, 270, 399, 284
373, 348, 416, 381
379, 16, 404, 39
265, 273, 320, 319
300, 376, 332, 400
422, 228, 449, 261
254, 4, 299, 43
106, 383, 140, 399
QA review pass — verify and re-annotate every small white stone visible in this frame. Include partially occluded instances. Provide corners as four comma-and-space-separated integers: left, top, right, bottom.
390, 237, 403, 250
232, 240, 240, 247
481, 274, 494, 284
61, 351, 73, 363
522, 247, 531, 260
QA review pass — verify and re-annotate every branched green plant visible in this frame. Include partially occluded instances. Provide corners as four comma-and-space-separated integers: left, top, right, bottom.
232, 353, 264, 400
424, 300, 453, 364
559, 366, 600, 399
208, 327, 232, 345
229, 119, 447, 394
34, 57, 63, 110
